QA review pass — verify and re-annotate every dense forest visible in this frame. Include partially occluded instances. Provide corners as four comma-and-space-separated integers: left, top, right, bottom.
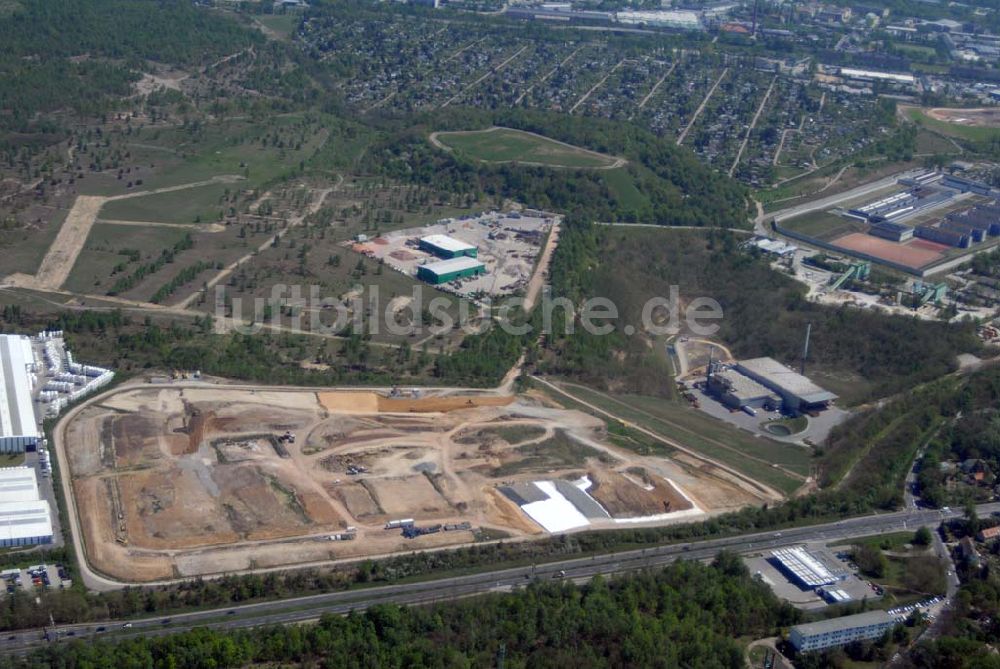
540, 221, 983, 403
365, 108, 749, 227
2, 556, 799, 669
0, 0, 262, 133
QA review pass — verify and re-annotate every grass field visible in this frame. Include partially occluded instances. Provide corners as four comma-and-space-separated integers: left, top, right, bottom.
603, 166, 649, 210
433, 127, 621, 169
256, 13, 299, 40
99, 183, 230, 224
63, 223, 193, 294
545, 382, 809, 496
0, 208, 68, 276
76, 115, 330, 200
780, 209, 864, 241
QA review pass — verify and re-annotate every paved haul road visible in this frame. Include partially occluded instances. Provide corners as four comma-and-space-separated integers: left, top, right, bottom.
5, 503, 993, 656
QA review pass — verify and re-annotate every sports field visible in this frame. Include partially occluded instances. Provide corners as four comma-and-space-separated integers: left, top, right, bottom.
903, 106, 1000, 144
431, 127, 623, 169
830, 232, 945, 269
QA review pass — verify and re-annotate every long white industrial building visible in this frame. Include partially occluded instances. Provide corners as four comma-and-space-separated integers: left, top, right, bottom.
0, 467, 52, 548
0, 334, 38, 453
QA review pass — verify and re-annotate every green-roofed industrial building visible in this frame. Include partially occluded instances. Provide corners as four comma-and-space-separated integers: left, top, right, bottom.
417, 257, 486, 284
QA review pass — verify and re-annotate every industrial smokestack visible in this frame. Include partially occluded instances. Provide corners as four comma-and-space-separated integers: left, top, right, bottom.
751, 0, 759, 36
801, 323, 811, 375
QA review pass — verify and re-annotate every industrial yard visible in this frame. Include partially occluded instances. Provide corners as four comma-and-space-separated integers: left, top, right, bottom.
351, 210, 557, 300
776, 170, 1000, 275
59, 379, 769, 582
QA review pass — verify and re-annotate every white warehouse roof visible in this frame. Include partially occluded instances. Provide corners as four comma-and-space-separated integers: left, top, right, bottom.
772, 545, 838, 587
0, 334, 38, 441
421, 256, 486, 275
420, 234, 475, 254
838, 67, 915, 84
0, 499, 52, 544
737, 357, 837, 404
0, 467, 39, 504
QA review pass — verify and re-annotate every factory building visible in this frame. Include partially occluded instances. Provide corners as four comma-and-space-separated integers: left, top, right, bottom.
0, 334, 39, 454
950, 208, 1000, 237
789, 611, 898, 653
417, 257, 486, 284
735, 357, 838, 414
771, 546, 841, 588
419, 235, 478, 259
868, 221, 914, 242
0, 467, 38, 504
849, 191, 917, 222
0, 468, 52, 548
706, 365, 780, 411
942, 174, 994, 196
942, 220, 984, 243
915, 224, 971, 248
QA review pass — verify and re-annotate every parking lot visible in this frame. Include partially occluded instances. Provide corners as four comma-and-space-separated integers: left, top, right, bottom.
744, 545, 883, 610
1, 563, 71, 595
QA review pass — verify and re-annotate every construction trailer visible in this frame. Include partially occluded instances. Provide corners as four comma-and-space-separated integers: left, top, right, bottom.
417, 257, 486, 285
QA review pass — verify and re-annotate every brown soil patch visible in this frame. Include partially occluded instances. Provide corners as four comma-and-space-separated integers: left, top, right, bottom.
329, 481, 383, 518
317, 391, 380, 413
588, 468, 692, 518
483, 487, 543, 535
318, 392, 514, 414
378, 395, 514, 412
365, 475, 453, 517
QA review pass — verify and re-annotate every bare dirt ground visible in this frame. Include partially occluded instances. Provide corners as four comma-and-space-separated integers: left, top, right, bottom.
926, 107, 1000, 127
63, 382, 766, 582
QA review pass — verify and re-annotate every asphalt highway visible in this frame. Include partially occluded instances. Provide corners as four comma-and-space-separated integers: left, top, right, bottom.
5, 502, 994, 656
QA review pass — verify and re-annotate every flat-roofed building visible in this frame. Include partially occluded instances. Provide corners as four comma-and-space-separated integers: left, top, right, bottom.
706, 367, 780, 411
735, 357, 838, 414
869, 221, 914, 242
416, 257, 486, 285
0, 467, 51, 548
418, 235, 477, 259
0, 467, 39, 504
0, 334, 38, 453
789, 611, 898, 652
771, 546, 839, 588
0, 499, 53, 548
915, 224, 971, 248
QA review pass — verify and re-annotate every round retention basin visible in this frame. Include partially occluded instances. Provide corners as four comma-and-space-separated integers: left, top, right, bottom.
765, 423, 793, 437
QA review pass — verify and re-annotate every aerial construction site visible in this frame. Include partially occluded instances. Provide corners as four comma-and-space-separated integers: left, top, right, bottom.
58, 380, 770, 583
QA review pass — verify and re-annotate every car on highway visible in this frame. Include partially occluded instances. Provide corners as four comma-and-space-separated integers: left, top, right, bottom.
121, 623, 132, 629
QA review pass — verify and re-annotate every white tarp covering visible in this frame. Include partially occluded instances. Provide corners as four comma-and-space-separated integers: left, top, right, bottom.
520, 481, 590, 533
